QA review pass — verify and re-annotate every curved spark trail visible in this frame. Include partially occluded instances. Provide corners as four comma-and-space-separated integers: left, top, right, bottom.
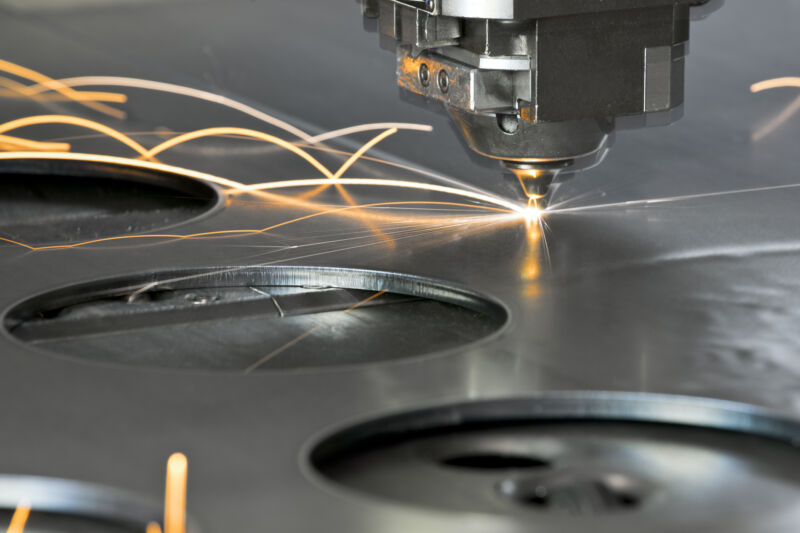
0, 134, 69, 152
233, 177, 529, 216
0, 151, 529, 252
0, 118, 404, 184
0, 60, 126, 118
0, 115, 149, 156
0, 152, 527, 216
140, 126, 399, 179
750, 77, 800, 142
17, 75, 433, 143
0, 200, 512, 251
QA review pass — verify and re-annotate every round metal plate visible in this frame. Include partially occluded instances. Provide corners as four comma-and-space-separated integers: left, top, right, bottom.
3, 266, 507, 371
307, 393, 800, 529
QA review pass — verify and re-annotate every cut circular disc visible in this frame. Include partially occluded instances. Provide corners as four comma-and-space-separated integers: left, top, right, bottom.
3, 266, 506, 371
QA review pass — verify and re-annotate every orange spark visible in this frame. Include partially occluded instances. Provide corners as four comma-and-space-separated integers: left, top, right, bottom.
0, 134, 69, 152
0, 200, 508, 251
0, 76, 125, 103
750, 77, 800, 142
751, 77, 800, 93
20, 75, 433, 143
141, 126, 398, 181
139, 126, 335, 176
164, 453, 188, 533
233, 177, 526, 215
0, 153, 524, 251
0, 116, 148, 156
5, 501, 30, 533
331, 128, 398, 179
0, 59, 126, 118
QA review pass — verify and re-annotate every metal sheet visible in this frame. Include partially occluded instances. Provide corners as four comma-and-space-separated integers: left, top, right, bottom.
0, 1, 798, 532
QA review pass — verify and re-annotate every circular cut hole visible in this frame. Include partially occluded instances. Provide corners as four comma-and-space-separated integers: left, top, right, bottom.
440, 453, 550, 470
308, 395, 800, 523
4, 266, 506, 371
0, 158, 219, 246
0, 475, 168, 532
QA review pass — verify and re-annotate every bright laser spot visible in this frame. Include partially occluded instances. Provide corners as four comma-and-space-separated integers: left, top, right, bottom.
164, 453, 188, 533
5, 501, 30, 533
523, 202, 542, 224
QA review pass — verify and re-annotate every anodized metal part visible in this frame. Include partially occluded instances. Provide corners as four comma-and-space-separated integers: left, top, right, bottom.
364, 0, 716, 202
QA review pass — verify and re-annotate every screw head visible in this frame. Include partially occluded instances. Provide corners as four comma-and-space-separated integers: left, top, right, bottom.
418, 63, 430, 87
438, 69, 449, 93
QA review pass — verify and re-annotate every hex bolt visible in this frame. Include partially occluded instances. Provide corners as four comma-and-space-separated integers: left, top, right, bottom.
418, 63, 430, 87
438, 69, 449, 93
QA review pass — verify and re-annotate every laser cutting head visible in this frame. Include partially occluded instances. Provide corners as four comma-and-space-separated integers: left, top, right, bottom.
361, 0, 721, 206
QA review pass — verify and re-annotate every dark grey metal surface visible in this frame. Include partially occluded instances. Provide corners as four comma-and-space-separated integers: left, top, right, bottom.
0, 1, 798, 532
